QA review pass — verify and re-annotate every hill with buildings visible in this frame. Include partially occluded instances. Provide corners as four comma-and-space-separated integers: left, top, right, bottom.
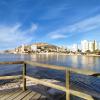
3, 40, 100, 55
5, 42, 67, 54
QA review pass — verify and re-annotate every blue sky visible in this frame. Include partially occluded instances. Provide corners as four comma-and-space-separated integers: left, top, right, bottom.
0, 0, 100, 50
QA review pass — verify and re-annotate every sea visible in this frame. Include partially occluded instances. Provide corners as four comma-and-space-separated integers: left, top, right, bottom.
0, 53, 100, 81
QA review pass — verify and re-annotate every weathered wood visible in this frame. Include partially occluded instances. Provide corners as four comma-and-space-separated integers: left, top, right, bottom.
66, 70, 70, 100
31, 93, 41, 100
26, 76, 94, 100
70, 89, 94, 100
0, 89, 20, 100
0, 61, 98, 100
22, 91, 36, 100
25, 61, 66, 71
0, 88, 47, 100
0, 61, 24, 65
14, 90, 31, 100
25, 61, 99, 75
0, 75, 22, 80
7, 90, 24, 100
0, 60, 99, 76
90, 73, 100, 77
23, 63, 26, 91
25, 76, 66, 92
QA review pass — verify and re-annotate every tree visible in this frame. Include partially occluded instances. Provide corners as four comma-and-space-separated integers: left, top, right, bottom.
86, 50, 91, 54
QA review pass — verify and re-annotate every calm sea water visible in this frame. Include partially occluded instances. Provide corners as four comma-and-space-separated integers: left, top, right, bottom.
0, 54, 100, 80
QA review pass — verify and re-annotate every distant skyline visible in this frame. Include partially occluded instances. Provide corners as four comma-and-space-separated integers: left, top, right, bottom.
0, 0, 100, 50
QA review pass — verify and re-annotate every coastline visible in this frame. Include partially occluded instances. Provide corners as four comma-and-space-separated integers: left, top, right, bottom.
1, 52, 100, 57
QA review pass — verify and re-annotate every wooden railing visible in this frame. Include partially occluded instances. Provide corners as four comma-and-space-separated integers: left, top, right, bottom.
0, 61, 99, 100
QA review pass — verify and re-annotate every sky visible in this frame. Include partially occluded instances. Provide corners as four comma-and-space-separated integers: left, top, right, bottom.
0, 0, 100, 50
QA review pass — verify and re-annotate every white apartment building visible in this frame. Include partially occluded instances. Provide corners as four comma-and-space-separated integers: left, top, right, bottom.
81, 40, 89, 52
88, 42, 93, 52
72, 44, 78, 52
94, 40, 98, 50
31, 44, 37, 51
81, 40, 98, 52
99, 43, 100, 50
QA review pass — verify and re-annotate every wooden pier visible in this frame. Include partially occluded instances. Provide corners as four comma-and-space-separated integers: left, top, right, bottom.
0, 88, 46, 100
0, 61, 100, 100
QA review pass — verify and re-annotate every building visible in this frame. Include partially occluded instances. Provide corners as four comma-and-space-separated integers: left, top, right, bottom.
93, 40, 98, 51
31, 44, 37, 51
99, 43, 100, 50
88, 42, 93, 52
21, 44, 25, 53
81, 40, 98, 53
72, 44, 78, 52
81, 40, 89, 52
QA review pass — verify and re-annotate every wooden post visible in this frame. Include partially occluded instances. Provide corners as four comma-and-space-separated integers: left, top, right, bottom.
23, 63, 26, 91
66, 70, 70, 100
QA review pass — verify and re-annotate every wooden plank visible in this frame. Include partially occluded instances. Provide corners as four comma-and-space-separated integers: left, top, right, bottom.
23, 63, 26, 91
0, 88, 19, 98
22, 91, 36, 100
0, 92, 8, 98
0, 61, 99, 76
25, 76, 66, 92
14, 90, 31, 100
0, 61, 24, 65
25, 61, 66, 71
0, 61, 97, 100
70, 89, 94, 100
0, 75, 22, 80
30, 93, 41, 100
39, 95, 47, 100
6, 90, 24, 100
26, 76, 94, 100
66, 70, 70, 100
24, 61, 99, 75
0, 89, 20, 100
0, 60, 99, 76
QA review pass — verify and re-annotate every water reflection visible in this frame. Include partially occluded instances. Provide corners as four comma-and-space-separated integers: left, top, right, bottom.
0, 54, 100, 72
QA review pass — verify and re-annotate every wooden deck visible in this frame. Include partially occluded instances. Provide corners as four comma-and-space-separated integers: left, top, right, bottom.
0, 61, 100, 100
0, 88, 47, 100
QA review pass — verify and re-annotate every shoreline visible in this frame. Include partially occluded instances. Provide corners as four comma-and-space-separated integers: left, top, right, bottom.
1, 52, 100, 57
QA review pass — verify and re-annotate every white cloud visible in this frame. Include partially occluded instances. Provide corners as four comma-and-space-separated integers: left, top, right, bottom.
67, 14, 100, 33
29, 23, 38, 32
48, 33, 67, 39
0, 23, 37, 49
47, 14, 100, 39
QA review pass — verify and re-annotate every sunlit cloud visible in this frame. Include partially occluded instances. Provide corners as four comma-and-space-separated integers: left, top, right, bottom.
0, 23, 38, 49
47, 14, 100, 39
67, 14, 100, 33
29, 23, 38, 32
48, 33, 67, 39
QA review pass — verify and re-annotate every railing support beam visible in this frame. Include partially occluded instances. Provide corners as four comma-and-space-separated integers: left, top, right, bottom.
23, 63, 26, 91
66, 70, 70, 100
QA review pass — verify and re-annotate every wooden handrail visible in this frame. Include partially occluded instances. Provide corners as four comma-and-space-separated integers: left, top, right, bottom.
0, 61, 24, 65
25, 76, 94, 100
25, 61, 98, 75
0, 61, 99, 75
0, 61, 99, 100
0, 75, 22, 80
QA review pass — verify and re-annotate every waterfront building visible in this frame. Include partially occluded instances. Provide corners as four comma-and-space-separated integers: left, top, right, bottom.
72, 44, 78, 52
98, 43, 100, 50
21, 44, 25, 53
81, 40, 98, 52
93, 40, 98, 51
31, 44, 37, 51
88, 42, 93, 52
81, 40, 89, 52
